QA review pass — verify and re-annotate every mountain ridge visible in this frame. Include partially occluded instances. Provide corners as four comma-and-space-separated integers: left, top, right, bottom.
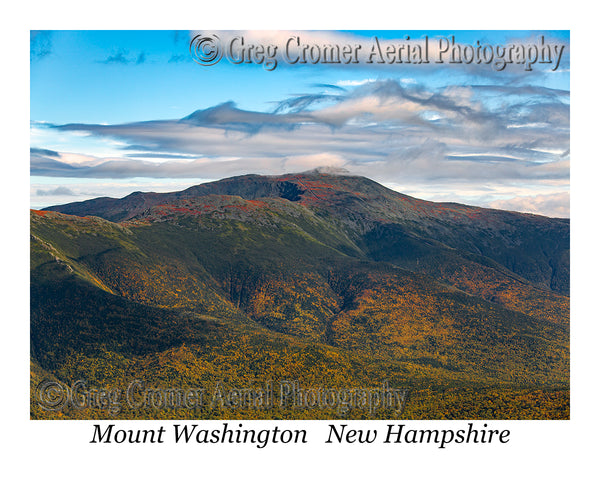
43, 171, 569, 295
44, 170, 569, 220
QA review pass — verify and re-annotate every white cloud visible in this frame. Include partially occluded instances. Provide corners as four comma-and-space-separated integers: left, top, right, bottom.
282, 153, 347, 172
336, 79, 376, 87
488, 192, 570, 218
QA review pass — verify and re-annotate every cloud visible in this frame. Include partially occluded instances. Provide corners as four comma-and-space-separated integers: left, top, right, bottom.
335, 79, 376, 87
100, 51, 130, 64
36, 186, 76, 196
282, 153, 346, 172
99, 50, 147, 65
273, 93, 341, 114
31, 147, 60, 158
31, 156, 210, 179
125, 152, 201, 160
47, 79, 569, 170
180, 101, 316, 132
31, 31, 52, 61
488, 192, 570, 218
30, 148, 347, 180
168, 54, 188, 63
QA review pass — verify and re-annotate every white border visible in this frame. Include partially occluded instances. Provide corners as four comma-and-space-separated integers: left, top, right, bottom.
6, 1, 597, 477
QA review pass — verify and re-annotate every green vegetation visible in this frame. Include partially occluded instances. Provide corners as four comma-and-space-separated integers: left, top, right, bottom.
31, 173, 569, 419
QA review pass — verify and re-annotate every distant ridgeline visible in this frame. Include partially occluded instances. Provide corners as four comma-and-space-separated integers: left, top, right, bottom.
31, 172, 569, 419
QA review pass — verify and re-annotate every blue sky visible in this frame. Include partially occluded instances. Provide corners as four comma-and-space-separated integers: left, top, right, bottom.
30, 30, 570, 216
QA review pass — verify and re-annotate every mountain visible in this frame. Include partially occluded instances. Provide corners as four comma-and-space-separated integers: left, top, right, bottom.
45, 171, 570, 295
31, 171, 569, 419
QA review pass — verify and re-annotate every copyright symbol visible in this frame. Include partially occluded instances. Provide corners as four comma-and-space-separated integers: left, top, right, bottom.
190, 34, 223, 66
35, 380, 69, 411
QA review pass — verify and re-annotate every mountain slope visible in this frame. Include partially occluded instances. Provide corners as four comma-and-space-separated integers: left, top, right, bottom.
32, 172, 570, 419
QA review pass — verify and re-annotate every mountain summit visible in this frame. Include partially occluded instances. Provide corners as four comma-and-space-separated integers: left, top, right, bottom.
45, 171, 569, 295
